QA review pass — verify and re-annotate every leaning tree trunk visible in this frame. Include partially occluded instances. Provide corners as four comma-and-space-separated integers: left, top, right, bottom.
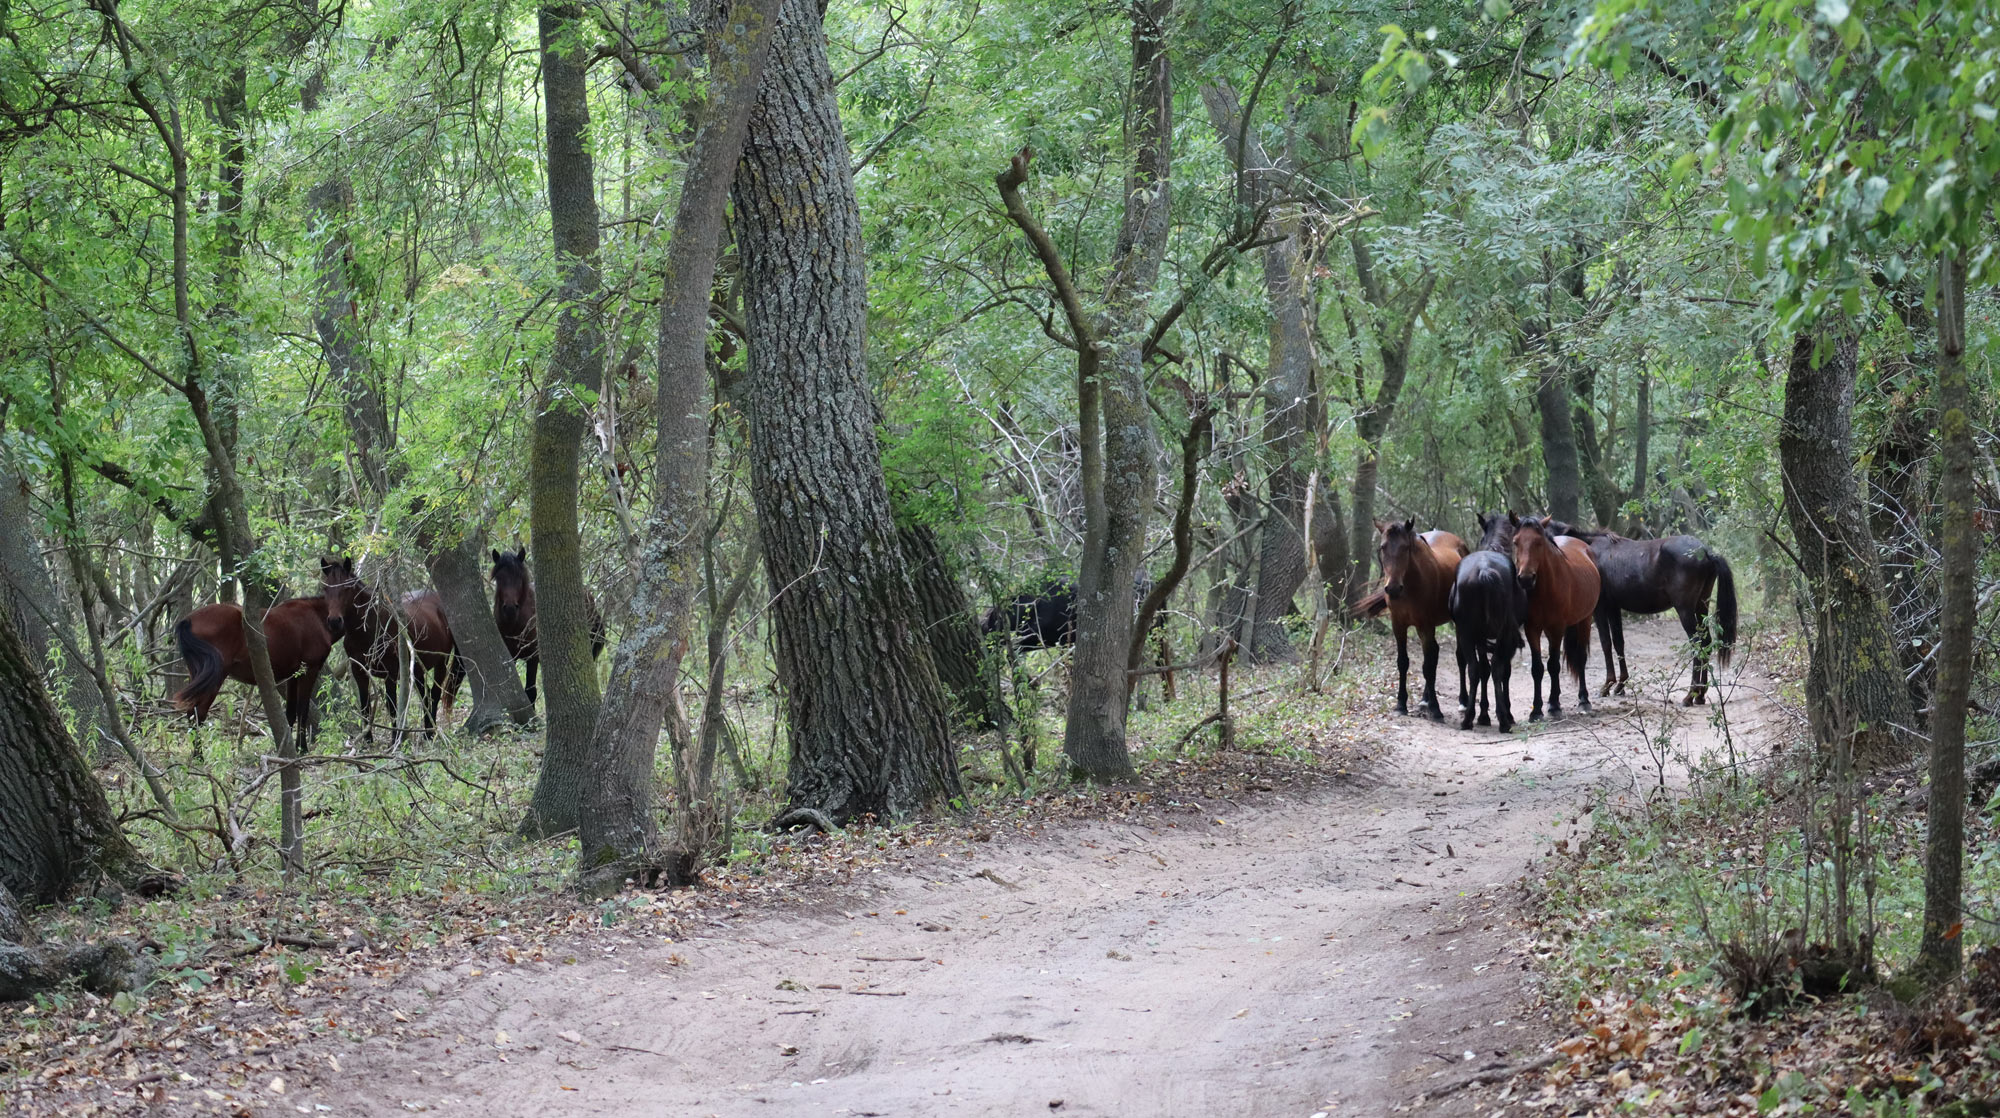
899, 523, 997, 729
522, 2, 609, 838
1918, 252, 1975, 979
1062, 0, 1172, 781
1779, 324, 1918, 769
578, 0, 781, 886
733, 0, 959, 821
419, 523, 534, 732
0, 470, 108, 747
0, 597, 148, 905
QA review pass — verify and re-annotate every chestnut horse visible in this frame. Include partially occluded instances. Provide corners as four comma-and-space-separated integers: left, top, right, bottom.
172, 597, 340, 738
1511, 516, 1600, 721
319, 558, 461, 741
1355, 519, 1465, 719
490, 547, 606, 707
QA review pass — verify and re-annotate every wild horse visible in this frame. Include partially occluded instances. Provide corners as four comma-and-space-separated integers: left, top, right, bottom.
1354, 519, 1466, 720
1512, 516, 1600, 721
1450, 548, 1527, 732
319, 557, 461, 741
1548, 523, 1738, 705
490, 547, 606, 707
173, 597, 340, 740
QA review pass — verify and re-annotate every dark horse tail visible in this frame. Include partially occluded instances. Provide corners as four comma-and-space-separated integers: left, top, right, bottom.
1562, 617, 1590, 686
172, 617, 225, 712
1713, 552, 1739, 669
1351, 589, 1389, 619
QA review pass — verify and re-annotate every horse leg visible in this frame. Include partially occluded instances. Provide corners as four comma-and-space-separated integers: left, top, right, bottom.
524, 655, 539, 708
350, 663, 373, 743
384, 665, 403, 748
1420, 628, 1444, 721
1393, 624, 1414, 715
1493, 644, 1515, 733
1612, 610, 1629, 695
1570, 622, 1592, 714
1678, 604, 1708, 705
1527, 628, 1546, 722
1457, 641, 1475, 730
1596, 608, 1616, 697
1546, 628, 1564, 720
1156, 633, 1175, 704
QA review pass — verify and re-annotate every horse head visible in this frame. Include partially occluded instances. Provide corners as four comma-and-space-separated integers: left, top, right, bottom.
491, 546, 532, 629
1475, 510, 1518, 555
1377, 517, 1421, 601
1511, 516, 1558, 592
316, 556, 359, 639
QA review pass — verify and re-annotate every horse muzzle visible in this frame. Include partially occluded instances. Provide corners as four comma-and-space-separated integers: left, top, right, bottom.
326, 617, 347, 639
1384, 583, 1405, 601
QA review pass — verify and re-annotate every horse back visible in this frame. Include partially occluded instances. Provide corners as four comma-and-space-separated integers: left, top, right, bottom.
269, 597, 336, 677
402, 590, 454, 656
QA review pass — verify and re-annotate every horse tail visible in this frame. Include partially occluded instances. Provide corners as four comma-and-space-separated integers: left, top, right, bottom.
1352, 590, 1389, 619
1563, 618, 1590, 685
173, 617, 225, 713
1713, 552, 1739, 669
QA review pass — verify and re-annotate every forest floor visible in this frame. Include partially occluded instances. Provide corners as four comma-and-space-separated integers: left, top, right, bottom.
263, 616, 1778, 1118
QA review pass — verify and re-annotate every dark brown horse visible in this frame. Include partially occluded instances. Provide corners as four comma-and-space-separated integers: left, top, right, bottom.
1512, 516, 1600, 721
1355, 519, 1465, 719
172, 597, 340, 737
319, 558, 461, 741
490, 547, 606, 706
1547, 524, 1738, 705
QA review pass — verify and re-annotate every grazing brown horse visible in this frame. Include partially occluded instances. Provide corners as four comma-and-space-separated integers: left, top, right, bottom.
1355, 519, 1466, 720
319, 558, 461, 741
1545, 523, 1738, 705
1511, 515, 1600, 721
172, 597, 340, 738
490, 547, 606, 707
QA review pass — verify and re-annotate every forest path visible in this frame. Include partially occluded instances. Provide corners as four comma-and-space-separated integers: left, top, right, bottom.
307, 617, 1785, 1117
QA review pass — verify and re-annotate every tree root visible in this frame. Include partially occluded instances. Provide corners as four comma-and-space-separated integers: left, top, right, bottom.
768, 807, 839, 834
1413, 1051, 1562, 1103
0, 938, 152, 1002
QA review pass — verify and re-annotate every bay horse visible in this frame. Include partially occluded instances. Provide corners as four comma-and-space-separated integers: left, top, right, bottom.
1354, 519, 1465, 720
319, 557, 461, 741
1547, 523, 1738, 705
490, 547, 606, 707
1511, 515, 1600, 721
1450, 549, 1527, 732
172, 597, 340, 740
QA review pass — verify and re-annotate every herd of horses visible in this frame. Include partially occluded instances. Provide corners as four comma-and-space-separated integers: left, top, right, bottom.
168, 515, 1735, 745
1359, 513, 1739, 731
170, 548, 603, 742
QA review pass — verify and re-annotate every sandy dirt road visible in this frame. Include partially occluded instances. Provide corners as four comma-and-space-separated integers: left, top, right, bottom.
303, 617, 1782, 1117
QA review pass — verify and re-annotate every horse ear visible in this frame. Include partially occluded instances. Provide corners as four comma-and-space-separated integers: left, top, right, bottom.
1372, 519, 1385, 533
516, 545, 528, 562
342, 556, 356, 573
1403, 517, 1415, 532
319, 556, 336, 574
491, 549, 502, 565
1508, 512, 1521, 527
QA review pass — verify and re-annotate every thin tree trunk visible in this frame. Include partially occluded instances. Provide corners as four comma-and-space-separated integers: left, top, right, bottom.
578, 0, 781, 885
1340, 234, 1433, 605
734, 0, 959, 820
1628, 371, 1651, 535
309, 173, 393, 497
0, 596, 149, 905
1571, 363, 1618, 526
1061, 0, 1172, 781
1534, 355, 1583, 524
1918, 252, 1973, 979
1778, 323, 1918, 769
522, 2, 610, 838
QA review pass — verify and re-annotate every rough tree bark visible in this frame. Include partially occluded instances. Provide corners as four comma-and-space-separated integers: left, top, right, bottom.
1202, 83, 1317, 663
1873, 276, 1939, 709
1919, 252, 1974, 979
1628, 371, 1651, 535
307, 170, 393, 499
418, 521, 534, 731
734, 0, 959, 820
0, 470, 109, 746
1778, 324, 1918, 769
899, 523, 997, 729
577, 0, 781, 887
522, 2, 610, 838
0, 596, 149, 904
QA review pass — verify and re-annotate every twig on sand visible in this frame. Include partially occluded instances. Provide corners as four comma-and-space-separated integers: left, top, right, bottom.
1415, 1051, 1563, 1102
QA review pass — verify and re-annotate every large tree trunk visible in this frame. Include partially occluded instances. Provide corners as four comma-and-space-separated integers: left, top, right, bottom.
522, 2, 610, 838
1919, 253, 1974, 979
1779, 324, 1917, 769
0, 470, 108, 747
0, 597, 148, 905
733, 0, 959, 821
1061, 0, 1172, 781
578, 0, 780, 886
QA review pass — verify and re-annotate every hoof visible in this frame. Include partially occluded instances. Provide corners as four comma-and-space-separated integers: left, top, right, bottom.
1477, 713, 1491, 727
1498, 719, 1515, 734
1529, 710, 1544, 723
1682, 694, 1696, 707
1460, 716, 1475, 731
1423, 707, 1445, 723
1599, 682, 1612, 697
1614, 683, 1627, 696
1577, 699, 1592, 713
1396, 702, 1409, 716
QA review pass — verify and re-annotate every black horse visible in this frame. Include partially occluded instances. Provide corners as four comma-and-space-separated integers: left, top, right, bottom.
980, 575, 1165, 649
1547, 523, 1738, 705
1452, 544, 1528, 732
